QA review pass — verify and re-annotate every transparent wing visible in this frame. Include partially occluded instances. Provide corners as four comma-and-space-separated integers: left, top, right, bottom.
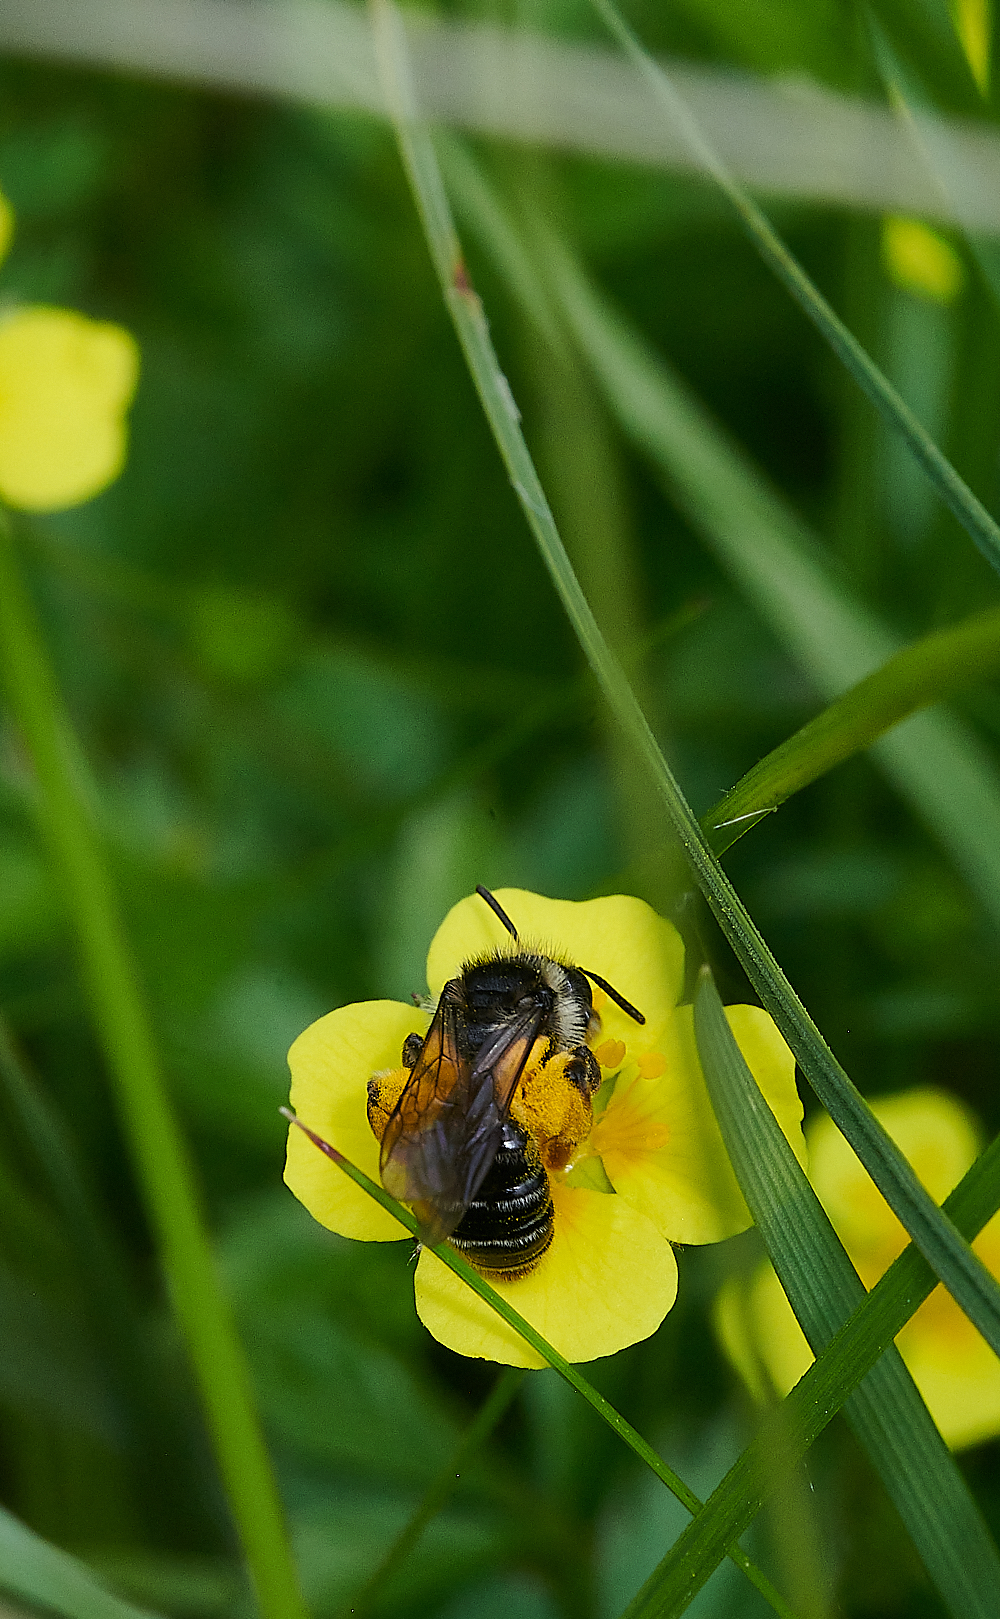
380, 988, 544, 1246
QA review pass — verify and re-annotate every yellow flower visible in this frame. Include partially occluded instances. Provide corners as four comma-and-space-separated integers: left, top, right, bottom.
716, 1089, 1000, 1450
285, 889, 804, 1368
882, 218, 964, 305
0, 190, 138, 511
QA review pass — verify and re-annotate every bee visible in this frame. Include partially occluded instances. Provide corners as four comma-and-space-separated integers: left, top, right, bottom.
368, 886, 645, 1280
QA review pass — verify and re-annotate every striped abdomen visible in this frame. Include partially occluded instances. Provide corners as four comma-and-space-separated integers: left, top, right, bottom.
449, 1121, 553, 1280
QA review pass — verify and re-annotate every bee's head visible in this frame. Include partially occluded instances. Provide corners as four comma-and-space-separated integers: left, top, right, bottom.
463, 954, 553, 1017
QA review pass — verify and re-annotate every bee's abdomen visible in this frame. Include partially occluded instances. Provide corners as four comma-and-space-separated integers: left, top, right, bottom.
450, 1124, 553, 1281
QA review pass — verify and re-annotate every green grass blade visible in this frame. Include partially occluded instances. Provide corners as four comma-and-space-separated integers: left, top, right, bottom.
0, 519, 306, 1619
536, 225, 1000, 921
675, 971, 1000, 1619
703, 604, 1000, 854
866, 0, 985, 112
442, 145, 1000, 932
287, 1103, 1000, 1619
367, 0, 1000, 1444
0, 1018, 211, 1519
0, 1503, 161, 1619
283, 1110, 797, 1619
343, 1368, 526, 1617
434, 138, 1000, 1356
622, 1112, 1000, 1619
588, 0, 1000, 580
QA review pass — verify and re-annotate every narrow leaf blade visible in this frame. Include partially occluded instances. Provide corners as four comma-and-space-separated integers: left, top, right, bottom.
672, 973, 1000, 1619
0, 1504, 161, 1619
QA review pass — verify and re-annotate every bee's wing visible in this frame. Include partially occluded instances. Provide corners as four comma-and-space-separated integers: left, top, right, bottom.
380, 994, 544, 1247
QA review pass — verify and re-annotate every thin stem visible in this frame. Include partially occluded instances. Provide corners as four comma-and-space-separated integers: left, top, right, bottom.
0, 517, 306, 1619
588, 0, 1000, 580
283, 1109, 798, 1619
344, 1368, 525, 1617
369, 0, 1000, 1363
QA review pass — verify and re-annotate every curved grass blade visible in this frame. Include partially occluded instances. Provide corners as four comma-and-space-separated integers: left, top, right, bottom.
440, 140, 1000, 935
0, 519, 306, 1619
0, 1503, 160, 1619
588, 0, 1000, 581
703, 604, 1000, 855
283, 1109, 797, 1619
288, 1103, 1000, 1619
678, 971, 1000, 1619
549, 226, 1000, 925
366, 0, 1000, 1416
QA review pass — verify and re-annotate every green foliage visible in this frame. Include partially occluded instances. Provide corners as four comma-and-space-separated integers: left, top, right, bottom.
2, 2, 1000, 1618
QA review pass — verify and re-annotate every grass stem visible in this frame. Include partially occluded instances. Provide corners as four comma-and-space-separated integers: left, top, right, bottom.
0, 517, 306, 1619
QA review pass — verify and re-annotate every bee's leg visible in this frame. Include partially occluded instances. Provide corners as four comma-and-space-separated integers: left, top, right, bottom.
367, 1066, 410, 1142
401, 1032, 424, 1069
567, 1044, 601, 1095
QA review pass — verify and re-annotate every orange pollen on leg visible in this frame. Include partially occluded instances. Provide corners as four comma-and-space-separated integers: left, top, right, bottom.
510, 1046, 594, 1171
366, 1066, 409, 1144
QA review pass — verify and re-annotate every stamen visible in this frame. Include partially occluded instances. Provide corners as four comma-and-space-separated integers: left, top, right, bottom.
637, 1052, 666, 1079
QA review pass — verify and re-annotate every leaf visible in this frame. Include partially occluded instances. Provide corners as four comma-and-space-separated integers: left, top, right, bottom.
641, 972, 1000, 1619
0, 1503, 160, 1619
588, 0, 1000, 578
438, 139, 1000, 1368
620, 1113, 1000, 1616
702, 605, 1000, 855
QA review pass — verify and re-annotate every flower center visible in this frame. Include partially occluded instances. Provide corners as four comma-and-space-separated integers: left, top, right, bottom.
590, 1070, 671, 1158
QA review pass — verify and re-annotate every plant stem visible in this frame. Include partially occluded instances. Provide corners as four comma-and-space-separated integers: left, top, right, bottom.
0, 516, 306, 1619
284, 1108, 798, 1619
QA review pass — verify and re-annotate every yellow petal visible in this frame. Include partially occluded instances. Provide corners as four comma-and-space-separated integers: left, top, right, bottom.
413, 1182, 678, 1367
284, 999, 427, 1241
747, 1261, 813, 1395
735, 1101, 1000, 1451
712, 1275, 771, 1405
0, 307, 139, 510
595, 1003, 804, 1244
425, 889, 685, 1047
807, 1088, 982, 1271
896, 1213, 1000, 1450
900, 1324, 1000, 1450
747, 1218, 1000, 1450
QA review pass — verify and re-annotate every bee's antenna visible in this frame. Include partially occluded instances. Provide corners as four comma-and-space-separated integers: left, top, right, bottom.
580, 969, 645, 1025
476, 884, 519, 942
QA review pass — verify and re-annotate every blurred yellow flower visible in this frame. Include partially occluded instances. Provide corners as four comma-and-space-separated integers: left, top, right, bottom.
882, 218, 964, 305
954, 0, 990, 91
0, 190, 138, 511
285, 888, 804, 1367
717, 1088, 1000, 1450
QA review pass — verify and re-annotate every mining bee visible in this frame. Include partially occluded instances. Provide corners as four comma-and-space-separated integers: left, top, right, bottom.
367, 886, 645, 1280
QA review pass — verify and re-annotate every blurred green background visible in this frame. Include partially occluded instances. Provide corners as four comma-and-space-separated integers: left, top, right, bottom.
1, 1, 1000, 1616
